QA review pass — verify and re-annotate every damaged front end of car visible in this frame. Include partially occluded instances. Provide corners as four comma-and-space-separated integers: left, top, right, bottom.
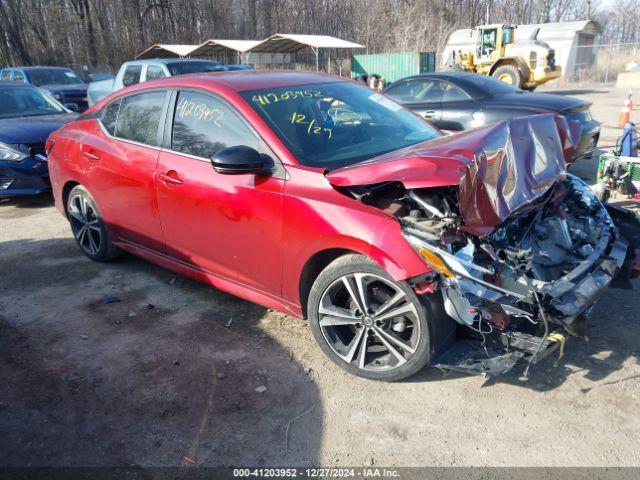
328, 114, 640, 378
400, 175, 632, 377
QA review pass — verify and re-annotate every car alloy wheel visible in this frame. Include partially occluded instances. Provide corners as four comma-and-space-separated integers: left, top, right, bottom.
317, 272, 421, 372
68, 193, 103, 256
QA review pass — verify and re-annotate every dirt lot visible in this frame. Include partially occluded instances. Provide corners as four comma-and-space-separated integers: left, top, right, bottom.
1, 88, 640, 468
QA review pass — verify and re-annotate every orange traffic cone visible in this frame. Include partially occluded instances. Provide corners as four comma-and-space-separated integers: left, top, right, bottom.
618, 90, 633, 127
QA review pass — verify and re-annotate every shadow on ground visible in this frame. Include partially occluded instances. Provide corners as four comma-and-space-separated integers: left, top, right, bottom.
0, 237, 323, 467
0, 193, 53, 209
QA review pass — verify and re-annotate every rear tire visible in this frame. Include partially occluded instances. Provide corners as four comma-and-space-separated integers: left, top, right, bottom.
492, 64, 523, 88
307, 254, 432, 381
67, 185, 121, 262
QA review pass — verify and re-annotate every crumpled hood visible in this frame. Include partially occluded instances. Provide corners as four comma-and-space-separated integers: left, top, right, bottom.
326, 113, 581, 236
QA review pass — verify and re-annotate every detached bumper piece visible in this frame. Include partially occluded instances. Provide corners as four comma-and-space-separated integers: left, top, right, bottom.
432, 330, 568, 378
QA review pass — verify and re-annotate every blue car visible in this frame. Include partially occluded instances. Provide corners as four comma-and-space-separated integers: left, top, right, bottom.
0, 66, 89, 112
0, 82, 77, 196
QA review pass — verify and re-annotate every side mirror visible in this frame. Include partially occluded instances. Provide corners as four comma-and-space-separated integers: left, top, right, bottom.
64, 103, 79, 112
211, 145, 267, 174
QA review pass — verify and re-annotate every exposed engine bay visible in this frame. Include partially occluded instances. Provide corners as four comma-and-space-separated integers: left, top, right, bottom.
327, 114, 640, 378
340, 175, 639, 377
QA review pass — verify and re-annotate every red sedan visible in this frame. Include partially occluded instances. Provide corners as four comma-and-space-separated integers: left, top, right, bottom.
48, 72, 640, 381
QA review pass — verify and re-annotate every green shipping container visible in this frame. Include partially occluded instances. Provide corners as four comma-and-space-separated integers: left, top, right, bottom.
351, 52, 436, 83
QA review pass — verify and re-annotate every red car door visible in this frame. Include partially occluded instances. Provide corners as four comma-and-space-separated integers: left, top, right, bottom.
155, 90, 285, 297
81, 90, 169, 252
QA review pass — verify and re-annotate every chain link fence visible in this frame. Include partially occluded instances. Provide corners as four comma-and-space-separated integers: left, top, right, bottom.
575, 42, 640, 85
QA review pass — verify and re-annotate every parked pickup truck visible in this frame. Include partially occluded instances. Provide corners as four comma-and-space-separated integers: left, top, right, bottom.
87, 58, 227, 106
0, 66, 89, 111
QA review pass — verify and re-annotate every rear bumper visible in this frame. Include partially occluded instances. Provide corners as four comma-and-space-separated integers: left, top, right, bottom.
0, 156, 51, 197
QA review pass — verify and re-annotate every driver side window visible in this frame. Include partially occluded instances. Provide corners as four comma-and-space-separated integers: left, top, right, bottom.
171, 90, 268, 159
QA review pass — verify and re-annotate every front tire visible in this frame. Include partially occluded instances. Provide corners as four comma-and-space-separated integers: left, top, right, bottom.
308, 254, 431, 381
67, 185, 121, 262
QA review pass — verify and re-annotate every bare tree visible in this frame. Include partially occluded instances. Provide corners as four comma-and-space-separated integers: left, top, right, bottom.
0, 0, 628, 71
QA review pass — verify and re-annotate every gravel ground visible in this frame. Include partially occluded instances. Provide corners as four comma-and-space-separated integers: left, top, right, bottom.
1, 88, 639, 468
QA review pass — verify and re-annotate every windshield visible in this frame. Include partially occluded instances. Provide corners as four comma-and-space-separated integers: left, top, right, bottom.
0, 86, 66, 119
27, 69, 83, 86
241, 82, 441, 169
167, 61, 223, 75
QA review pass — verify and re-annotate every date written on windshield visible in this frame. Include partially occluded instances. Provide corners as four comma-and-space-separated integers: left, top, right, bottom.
251, 90, 324, 105
290, 112, 333, 138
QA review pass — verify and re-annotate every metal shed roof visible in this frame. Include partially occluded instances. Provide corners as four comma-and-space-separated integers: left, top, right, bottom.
247, 34, 365, 53
190, 39, 262, 56
136, 44, 200, 59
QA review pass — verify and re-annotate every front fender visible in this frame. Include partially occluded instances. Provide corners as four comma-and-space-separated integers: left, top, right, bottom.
279, 170, 431, 306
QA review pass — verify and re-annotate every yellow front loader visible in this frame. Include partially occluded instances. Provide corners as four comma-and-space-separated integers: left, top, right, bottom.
447, 24, 561, 91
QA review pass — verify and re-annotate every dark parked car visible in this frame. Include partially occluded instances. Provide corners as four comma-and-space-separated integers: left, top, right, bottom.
0, 82, 77, 196
384, 72, 600, 160
0, 66, 89, 112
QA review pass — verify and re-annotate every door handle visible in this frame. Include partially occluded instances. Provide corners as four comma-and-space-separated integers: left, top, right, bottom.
82, 151, 100, 162
158, 171, 183, 186
423, 110, 437, 119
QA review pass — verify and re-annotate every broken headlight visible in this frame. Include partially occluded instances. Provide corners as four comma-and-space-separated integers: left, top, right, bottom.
414, 243, 455, 278
406, 235, 494, 279
0, 142, 27, 162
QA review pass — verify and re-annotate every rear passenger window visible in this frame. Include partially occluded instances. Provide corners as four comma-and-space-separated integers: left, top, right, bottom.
101, 99, 121, 135
171, 91, 263, 159
146, 66, 166, 81
114, 91, 166, 146
387, 79, 444, 103
441, 83, 469, 102
122, 65, 142, 87
12, 71, 24, 82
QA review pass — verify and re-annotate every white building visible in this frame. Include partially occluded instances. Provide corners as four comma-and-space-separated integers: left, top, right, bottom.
442, 20, 603, 80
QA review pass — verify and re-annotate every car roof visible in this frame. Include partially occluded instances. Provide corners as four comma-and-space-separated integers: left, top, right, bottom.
390, 72, 502, 98
7, 66, 76, 71
163, 58, 221, 65
405, 72, 479, 81
127, 70, 341, 92
123, 58, 221, 66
